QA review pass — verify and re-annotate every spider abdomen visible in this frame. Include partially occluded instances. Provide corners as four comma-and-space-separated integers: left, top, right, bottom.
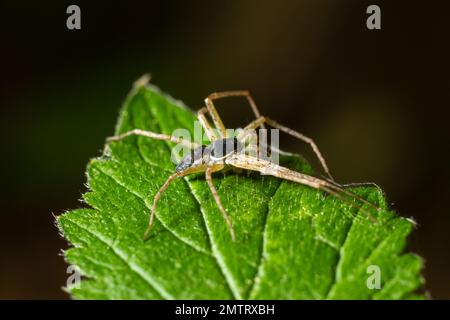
175, 145, 209, 172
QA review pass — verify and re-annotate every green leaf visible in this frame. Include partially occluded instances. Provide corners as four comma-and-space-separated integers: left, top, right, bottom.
57, 84, 425, 299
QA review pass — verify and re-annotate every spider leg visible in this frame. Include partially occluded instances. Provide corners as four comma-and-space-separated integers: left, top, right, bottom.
226, 154, 329, 190
328, 180, 382, 190
204, 90, 264, 137
106, 129, 199, 149
205, 166, 236, 241
226, 154, 377, 222
197, 107, 222, 141
143, 165, 207, 240
237, 127, 292, 158
238, 116, 334, 181
320, 178, 383, 212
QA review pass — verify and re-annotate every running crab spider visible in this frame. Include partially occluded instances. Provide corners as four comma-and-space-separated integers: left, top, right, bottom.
106, 90, 378, 241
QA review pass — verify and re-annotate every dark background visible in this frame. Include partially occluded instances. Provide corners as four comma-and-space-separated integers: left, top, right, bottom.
1, 1, 449, 299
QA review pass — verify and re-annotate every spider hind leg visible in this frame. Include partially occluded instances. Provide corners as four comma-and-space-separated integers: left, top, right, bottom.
226, 154, 380, 223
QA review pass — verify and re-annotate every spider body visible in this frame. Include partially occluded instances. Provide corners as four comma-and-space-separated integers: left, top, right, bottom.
106, 90, 378, 241
175, 138, 243, 172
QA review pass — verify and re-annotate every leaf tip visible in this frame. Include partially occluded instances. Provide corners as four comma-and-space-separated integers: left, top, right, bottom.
133, 73, 151, 89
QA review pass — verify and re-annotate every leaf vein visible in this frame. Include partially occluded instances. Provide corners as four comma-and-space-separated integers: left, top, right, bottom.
63, 217, 173, 299
324, 207, 357, 299
95, 165, 211, 256
247, 179, 284, 298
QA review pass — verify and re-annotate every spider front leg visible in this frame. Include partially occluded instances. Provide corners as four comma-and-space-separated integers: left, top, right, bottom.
238, 116, 334, 181
104, 129, 196, 158
205, 166, 236, 241
204, 90, 265, 137
143, 165, 208, 240
106, 129, 199, 149
197, 107, 222, 141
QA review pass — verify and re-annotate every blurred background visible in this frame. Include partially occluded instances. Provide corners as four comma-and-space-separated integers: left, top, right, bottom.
1, 0, 449, 299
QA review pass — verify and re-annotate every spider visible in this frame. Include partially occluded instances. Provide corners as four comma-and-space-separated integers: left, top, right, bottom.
106, 90, 378, 241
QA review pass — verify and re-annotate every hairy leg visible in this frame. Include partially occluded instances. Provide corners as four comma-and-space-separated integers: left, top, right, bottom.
204, 90, 264, 136
107, 129, 199, 149
143, 165, 207, 240
239, 116, 334, 180
226, 154, 377, 222
197, 107, 221, 141
205, 166, 236, 241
